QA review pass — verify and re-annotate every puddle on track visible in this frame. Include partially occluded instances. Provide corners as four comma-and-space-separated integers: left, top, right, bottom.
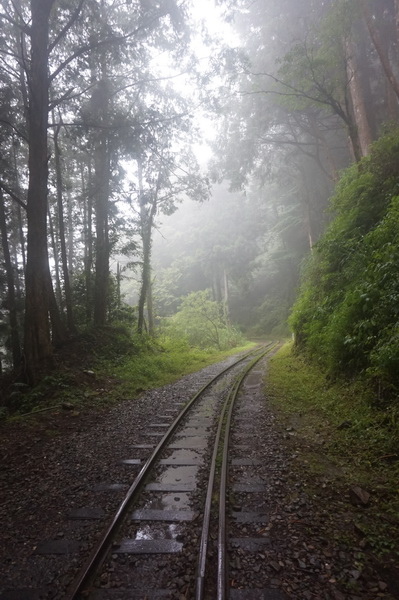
134, 522, 183, 541
158, 465, 199, 485
143, 492, 192, 511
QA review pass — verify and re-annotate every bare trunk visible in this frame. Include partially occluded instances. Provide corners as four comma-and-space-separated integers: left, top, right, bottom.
47, 270, 67, 346
386, 80, 399, 121
223, 268, 230, 326
9, 225, 22, 300
361, 0, 399, 101
346, 38, 373, 157
308, 115, 340, 182
93, 76, 111, 327
83, 161, 94, 323
0, 190, 21, 369
137, 247, 149, 335
47, 204, 63, 308
54, 124, 76, 333
396, 0, 399, 45
23, 0, 55, 382
67, 189, 74, 275
17, 205, 26, 273
137, 160, 156, 335
116, 262, 121, 311
298, 166, 315, 253
93, 131, 110, 326
147, 277, 155, 335
12, 146, 26, 272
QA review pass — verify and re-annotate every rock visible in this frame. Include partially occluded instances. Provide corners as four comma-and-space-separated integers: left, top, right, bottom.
270, 560, 281, 572
349, 486, 370, 506
298, 559, 307, 569
62, 402, 75, 410
337, 420, 352, 430
350, 569, 361, 580
378, 581, 388, 591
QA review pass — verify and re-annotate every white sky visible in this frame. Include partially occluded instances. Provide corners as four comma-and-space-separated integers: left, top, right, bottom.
148, 0, 241, 166
189, 0, 241, 164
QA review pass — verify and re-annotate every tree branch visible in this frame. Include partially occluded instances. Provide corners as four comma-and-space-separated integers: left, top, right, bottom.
0, 118, 28, 142
49, 0, 85, 53
0, 181, 27, 210
49, 10, 169, 83
0, 10, 30, 34
241, 68, 350, 125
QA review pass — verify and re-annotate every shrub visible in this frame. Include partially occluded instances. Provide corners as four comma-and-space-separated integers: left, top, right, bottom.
290, 129, 399, 394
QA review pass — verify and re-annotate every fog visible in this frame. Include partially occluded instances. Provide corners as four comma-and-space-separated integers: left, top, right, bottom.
0, 0, 397, 371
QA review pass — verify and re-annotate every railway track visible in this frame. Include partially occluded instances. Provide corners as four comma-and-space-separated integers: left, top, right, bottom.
65, 342, 280, 600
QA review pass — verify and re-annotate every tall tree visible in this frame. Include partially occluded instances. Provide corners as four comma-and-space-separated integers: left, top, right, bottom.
0, 189, 21, 368
23, 0, 57, 381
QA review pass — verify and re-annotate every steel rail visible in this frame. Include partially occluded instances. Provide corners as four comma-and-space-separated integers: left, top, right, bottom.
217, 344, 278, 599
194, 375, 241, 600
66, 343, 271, 599
195, 343, 278, 600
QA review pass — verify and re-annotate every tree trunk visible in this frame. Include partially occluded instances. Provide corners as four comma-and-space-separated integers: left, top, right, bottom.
54, 124, 76, 333
11, 145, 26, 273
137, 159, 157, 335
361, 0, 399, 101
116, 262, 121, 313
147, 277, 155, 335
223, 268, 230, 326
0, 190, 21, 369
67, 189, 74, 275
137, 249, 149, 334
345, 38, 373, 157
93, 80, 111, 327
9, 224, 22, 300
82, 159, 94, 323
395, 0, 399, 45
93, 132, 110, 326
47, 204, 63, 308
23, 0, 55, 382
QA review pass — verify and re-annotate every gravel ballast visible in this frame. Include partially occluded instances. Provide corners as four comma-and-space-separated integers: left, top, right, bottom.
0, 353, 397, 600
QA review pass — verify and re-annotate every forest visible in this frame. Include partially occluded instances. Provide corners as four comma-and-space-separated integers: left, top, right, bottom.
0, 0, 399, 405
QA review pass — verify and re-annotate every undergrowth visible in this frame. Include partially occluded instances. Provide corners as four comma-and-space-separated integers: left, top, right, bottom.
290, 128, 399, 394
2, 326, 254, 419
267, 342, 399, 561
104, 335, 254, 398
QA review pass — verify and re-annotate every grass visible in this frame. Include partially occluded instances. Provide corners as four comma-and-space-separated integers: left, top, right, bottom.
105, 336, 256, 399
3, 328, 255, 419
266, 341, 399, 561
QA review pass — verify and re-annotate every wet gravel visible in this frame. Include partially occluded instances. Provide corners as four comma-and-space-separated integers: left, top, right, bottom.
0, 356, 235, 599
0, 352, 397, 600
226, 358, 396, 600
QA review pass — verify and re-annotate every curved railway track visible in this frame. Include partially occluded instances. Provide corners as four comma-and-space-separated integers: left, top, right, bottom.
65, 342, 279, 600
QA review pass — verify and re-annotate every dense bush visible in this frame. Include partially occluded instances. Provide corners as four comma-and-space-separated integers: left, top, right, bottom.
290, 130, 399, 392
163, 290, 245, 350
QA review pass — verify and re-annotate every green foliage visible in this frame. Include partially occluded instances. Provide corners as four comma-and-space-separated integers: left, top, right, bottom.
290, 130, 399, 393
163, 289, 245, 350
103, 335, 254, 399
2, 324, 253, 418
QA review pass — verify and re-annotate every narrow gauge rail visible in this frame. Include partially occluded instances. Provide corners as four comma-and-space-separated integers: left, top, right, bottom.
196, 347, 278, 600
67, 343, 277, 600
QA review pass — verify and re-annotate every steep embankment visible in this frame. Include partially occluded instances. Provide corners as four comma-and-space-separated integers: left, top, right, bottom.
291, 129, 399, 395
